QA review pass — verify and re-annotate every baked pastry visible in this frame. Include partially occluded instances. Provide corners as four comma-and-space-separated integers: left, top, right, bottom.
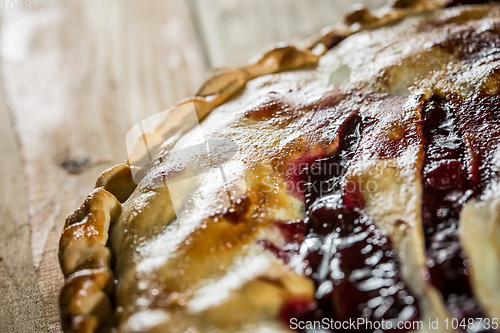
59, 1, 500, 332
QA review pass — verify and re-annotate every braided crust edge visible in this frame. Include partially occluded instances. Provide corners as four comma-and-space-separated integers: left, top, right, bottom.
58, 1, 451, 331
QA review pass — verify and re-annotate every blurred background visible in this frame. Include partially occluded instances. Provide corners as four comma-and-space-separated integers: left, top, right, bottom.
0, 0, 385, 331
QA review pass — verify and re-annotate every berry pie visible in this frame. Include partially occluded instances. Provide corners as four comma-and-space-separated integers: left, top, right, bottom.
59, 1, 500, 332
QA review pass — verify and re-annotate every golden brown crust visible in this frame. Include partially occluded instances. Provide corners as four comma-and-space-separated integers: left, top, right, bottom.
94, 164, 137, 203
59, 188, 121, 332
307, 0, 445, 54
174, 45, 321, 126
58, 1, 466, 331
60, 268, 114, 333
59, 44, 321, 333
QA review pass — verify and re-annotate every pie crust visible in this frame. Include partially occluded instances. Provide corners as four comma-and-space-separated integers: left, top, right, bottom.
59, 1, 500, 332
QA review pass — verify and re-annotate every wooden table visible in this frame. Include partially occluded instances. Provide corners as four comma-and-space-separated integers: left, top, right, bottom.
0, 0, 384, 331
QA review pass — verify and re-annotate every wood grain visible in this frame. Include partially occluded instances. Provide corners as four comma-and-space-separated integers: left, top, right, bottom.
0, 73, 47, 333
0, 1, 385, 331
191, 0, 387, 67
1, 0, 205, 331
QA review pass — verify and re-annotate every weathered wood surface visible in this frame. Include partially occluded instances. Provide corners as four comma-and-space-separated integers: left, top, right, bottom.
0, 71, 47, 333
191, 0, 386, 67
0, 1, 204, 331
0, 0, 383, 331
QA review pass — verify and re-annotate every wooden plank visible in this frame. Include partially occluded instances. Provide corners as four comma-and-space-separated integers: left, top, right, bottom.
0, 76, 47, 333
190, 0, 387, 67
0, 0, 206, 331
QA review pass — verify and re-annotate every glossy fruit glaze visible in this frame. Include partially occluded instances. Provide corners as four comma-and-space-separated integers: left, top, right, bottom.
421, 93, 500, 331
278, 112, 420, 332
262, 86, 500, 331
421, 95, 481, 321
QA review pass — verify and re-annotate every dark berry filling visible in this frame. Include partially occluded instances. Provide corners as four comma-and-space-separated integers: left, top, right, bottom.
299, 113, 364, 209
421, 95, 493, 330
300, 197, 419, 332
279, 112, 420, 332
256, 87, 499, 332
453, 93, 500, 197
